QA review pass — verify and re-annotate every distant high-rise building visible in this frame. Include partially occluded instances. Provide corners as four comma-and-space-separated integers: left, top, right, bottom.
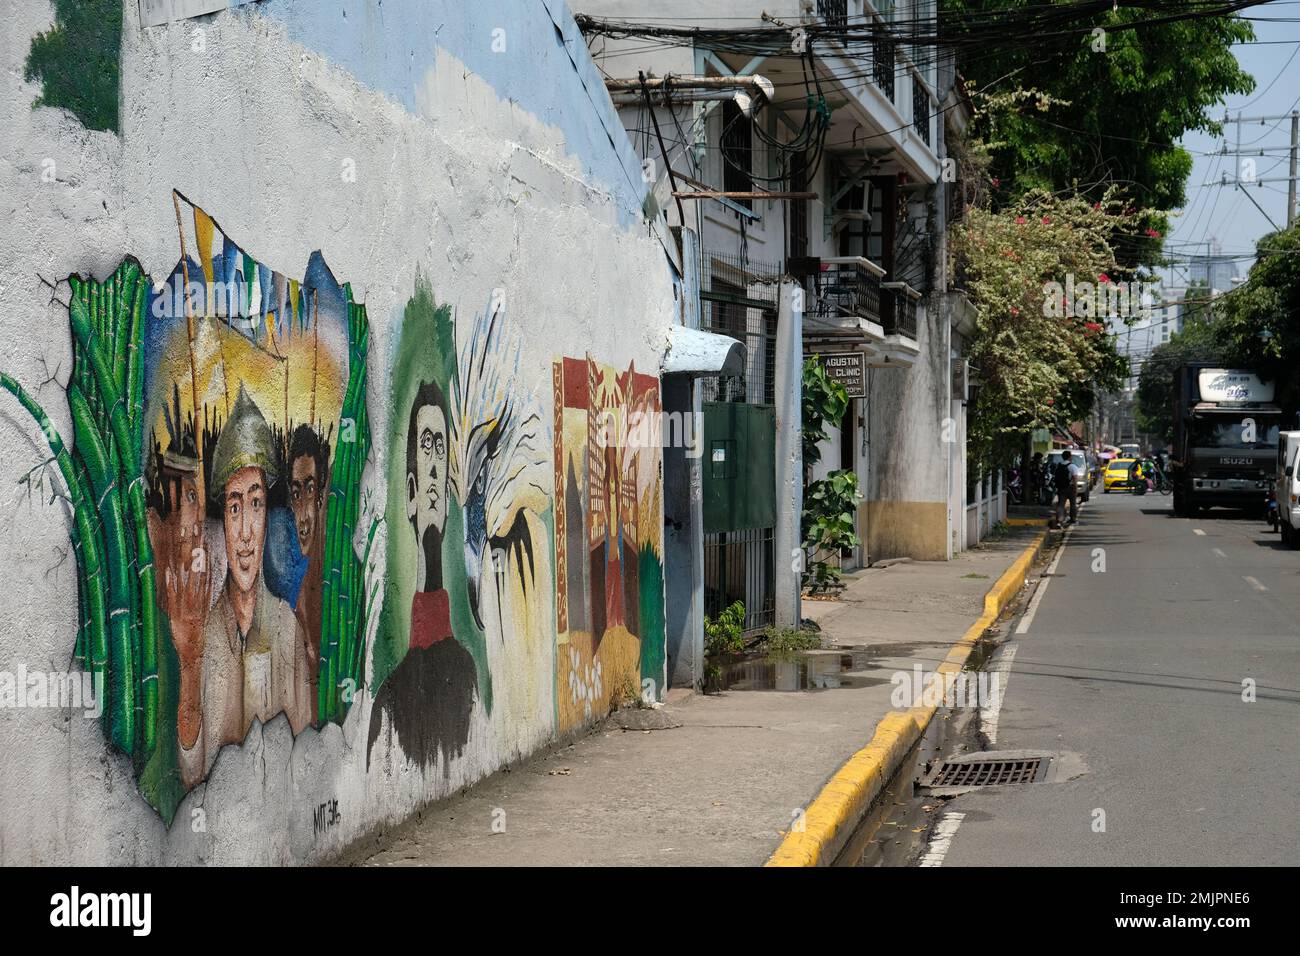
1187, 240, 1236, 294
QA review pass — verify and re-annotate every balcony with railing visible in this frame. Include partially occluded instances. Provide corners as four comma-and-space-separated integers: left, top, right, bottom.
881, 280, 920, 342
817, 0, 849, 28
806, 257, 887, 340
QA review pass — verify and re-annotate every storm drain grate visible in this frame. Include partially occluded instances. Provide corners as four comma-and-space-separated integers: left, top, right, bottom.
928, 757, 1046, 788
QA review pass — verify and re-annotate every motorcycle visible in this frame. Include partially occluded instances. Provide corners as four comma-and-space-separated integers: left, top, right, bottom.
1038, 462, 1055, 505
1007, 467, 1025, 505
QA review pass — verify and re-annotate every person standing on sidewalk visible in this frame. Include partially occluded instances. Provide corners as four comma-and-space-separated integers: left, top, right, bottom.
1053, 450, 1080, 527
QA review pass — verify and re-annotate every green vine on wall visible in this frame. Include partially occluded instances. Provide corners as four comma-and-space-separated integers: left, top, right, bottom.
24, 0, 122, 134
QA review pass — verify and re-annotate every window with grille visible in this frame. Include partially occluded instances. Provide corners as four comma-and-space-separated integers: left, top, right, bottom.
721, 99, 753, 210
789, 150, 808, 258
913, 76, 931, 146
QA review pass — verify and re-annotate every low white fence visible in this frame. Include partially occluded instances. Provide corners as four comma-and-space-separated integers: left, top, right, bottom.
965, 472, 1006, 547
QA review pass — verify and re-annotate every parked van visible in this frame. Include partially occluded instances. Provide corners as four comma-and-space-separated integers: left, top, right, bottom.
1277, 431, 1300, 546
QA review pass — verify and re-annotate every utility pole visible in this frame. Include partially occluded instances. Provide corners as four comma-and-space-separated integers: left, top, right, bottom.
1289, 110, 1298, 228
1217, 111, 1300, 229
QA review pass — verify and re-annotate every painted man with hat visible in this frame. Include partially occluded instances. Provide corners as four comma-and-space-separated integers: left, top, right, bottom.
171, 385, 314, 789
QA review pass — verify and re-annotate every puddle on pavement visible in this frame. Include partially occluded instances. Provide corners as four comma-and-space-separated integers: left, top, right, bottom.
706, 647, 881, 692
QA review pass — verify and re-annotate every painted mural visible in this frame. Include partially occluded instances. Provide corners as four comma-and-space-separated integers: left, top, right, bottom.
367, 278, 555, 774
0, 220, 671, 828
0, 192, 374, 822
553, 356, 666, 734
4, 0, 678, 865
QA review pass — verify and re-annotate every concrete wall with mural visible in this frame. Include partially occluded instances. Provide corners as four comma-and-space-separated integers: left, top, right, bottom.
0, 0, 674, 864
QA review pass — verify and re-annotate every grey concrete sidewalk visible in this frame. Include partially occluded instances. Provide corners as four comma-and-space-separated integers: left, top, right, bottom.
344, 529, 1041, 867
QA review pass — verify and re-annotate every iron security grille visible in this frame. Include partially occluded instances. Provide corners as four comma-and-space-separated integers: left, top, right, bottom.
704, 527, 775, 632
698, 250, 779, 633
699, 252, 780, 405
817, 0, 848, 29
873, 38, 896, 101
913, 76, 931, 146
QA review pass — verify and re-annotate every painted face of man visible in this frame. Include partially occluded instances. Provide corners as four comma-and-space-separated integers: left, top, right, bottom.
289, 455, 319, 556
175, 470, 204, 543
223, 466, 267, 596
407, 404, 448, 542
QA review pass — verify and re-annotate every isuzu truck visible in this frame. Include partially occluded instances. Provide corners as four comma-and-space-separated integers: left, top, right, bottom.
1170, 365, 1281, 517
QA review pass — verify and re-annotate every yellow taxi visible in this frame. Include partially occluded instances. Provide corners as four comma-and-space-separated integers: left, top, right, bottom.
1103, 458, 1136, 492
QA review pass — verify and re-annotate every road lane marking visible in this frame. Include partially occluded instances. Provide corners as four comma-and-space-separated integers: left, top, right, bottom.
919, 812, 966, 867
1015, 529, 1069, 636
1193, 529, 1206, 536
981, 645, 1017, 744
1213, 547, 1226, 558
990, 528, 1073, 745
1244, 575, 1268, 592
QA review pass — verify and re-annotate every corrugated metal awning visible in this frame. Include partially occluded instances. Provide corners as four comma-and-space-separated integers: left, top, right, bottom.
661, 325, 746, 378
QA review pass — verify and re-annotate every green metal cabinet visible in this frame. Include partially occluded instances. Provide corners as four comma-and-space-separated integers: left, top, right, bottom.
702, 401, 776, 533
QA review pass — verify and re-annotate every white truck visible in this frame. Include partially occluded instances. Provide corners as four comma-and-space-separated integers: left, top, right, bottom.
1276, 431, 1300, 546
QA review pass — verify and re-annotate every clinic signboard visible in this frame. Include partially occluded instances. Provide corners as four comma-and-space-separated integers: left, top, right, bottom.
815, 351, 865, 399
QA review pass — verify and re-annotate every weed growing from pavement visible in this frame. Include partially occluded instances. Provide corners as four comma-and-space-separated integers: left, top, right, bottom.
983, 520, 1013, 542
759, 626, 823, 661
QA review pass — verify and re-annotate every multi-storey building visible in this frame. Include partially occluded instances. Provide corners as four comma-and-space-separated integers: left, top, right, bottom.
580, 1, 978, 643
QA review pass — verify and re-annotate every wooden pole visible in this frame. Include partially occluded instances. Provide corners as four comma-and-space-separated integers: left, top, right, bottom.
673, 190, 819, 200
171, 192, 203, 467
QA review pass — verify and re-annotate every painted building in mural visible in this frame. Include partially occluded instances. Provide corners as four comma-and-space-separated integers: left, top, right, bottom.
0, 0, 677, 863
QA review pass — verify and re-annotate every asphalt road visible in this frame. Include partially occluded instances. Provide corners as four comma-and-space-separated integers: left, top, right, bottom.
929, 487, 1300, 866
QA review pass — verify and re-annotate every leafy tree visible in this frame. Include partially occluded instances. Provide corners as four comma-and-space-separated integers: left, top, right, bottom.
1134, 295, 1222, 442
1208, 224, 1300, 416
951, 187, 1137, 470
950, 2, 1255, 265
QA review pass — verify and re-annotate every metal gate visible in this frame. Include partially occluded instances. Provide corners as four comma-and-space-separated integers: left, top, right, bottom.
699, 251, 778, 633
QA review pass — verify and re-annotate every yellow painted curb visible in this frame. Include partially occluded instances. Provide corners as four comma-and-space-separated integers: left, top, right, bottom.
765, 529, 1050, 867
1004, 517, 1049, 526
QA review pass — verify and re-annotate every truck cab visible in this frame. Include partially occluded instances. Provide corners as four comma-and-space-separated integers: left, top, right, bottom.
1171, 366, 1280, 517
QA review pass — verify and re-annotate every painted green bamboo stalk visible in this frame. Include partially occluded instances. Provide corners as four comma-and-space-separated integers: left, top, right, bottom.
69, 451, 97, 668
0, 374, 109, 704
319, 293, 372, 722
69, 282, 159, 752
68, 385, 135, 750
110, 265, 149, 747
341, 305, 371, 701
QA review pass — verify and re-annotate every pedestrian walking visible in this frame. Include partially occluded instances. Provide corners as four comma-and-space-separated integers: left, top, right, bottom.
1053, 449, 1080, 527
